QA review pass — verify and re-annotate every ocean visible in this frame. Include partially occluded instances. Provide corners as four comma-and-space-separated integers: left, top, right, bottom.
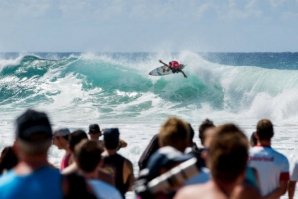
1, 51, 298, 198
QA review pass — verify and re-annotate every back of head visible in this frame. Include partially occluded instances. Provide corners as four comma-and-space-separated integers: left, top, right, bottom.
15, 109, 52, 155
69, 130, 88, 151
74, 140, 104, 173
199, 119, 215, 145
256, 119, 274, 141
103, 128, 120, 150
0, 146, 18, 174
158, 117, 189, 152
208, 123, 248, 183
188, 123, 195, 142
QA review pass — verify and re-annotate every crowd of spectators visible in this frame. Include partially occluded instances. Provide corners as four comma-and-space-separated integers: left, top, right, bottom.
0, 108, 297, 199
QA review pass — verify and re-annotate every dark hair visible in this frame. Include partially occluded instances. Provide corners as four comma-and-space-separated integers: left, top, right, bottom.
64, 172, 97, 199
104, 140, 119, 150
209, 124, 248, 183
250, 132, 257, 147
69, 130, 88, 151
188, 123, 195, 141
256, 119, 274, 140
74, 140, 103, 172
199, 119, 215, 145
0, 146, 18, 174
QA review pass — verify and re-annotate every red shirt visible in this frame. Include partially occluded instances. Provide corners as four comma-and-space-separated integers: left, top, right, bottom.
169, 61, 180, 69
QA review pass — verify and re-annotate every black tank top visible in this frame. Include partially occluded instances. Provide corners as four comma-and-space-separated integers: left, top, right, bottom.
103, 153, 127, 198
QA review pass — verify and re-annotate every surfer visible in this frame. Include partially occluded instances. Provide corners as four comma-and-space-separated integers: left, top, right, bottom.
159, 60, 187, 78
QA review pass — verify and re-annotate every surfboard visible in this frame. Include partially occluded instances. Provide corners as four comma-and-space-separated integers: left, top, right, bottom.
148, 65, 185, 76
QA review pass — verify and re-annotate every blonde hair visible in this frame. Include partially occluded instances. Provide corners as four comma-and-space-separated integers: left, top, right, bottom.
158, 117, 189, 152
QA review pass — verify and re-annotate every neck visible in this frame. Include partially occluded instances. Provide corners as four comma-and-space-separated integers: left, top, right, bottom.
257, 140, 271, 147
15, 154, 49, 174
213, 179, 238, 197
81, 169, 98, 179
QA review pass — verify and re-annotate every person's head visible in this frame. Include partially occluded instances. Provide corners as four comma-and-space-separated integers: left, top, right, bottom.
199, 119, 215, 146
207, 124, 248, 184
158, 117, 190, 152
14, 109, 52, 156
250, 132, 257, 147
52, 127, 70, 150
88, 124, 102, 141
0, 146, 18, 174
256, 119, 274, 141
103, 128, 120, 150
188, 123, 195, 145
68, 130, 88, 153
74, 139, 104, 173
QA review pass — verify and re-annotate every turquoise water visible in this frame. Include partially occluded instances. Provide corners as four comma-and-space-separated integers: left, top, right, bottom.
1, 51, 298, 198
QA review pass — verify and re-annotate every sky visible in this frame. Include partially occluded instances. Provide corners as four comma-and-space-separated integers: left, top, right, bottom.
0, 0, 298, 52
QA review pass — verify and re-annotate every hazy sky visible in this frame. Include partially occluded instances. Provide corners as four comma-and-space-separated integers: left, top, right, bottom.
1, 0, 298, 52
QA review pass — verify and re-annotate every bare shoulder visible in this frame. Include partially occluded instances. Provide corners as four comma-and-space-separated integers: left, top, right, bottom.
124, 158, 133, 169
231, 184, 261, 199
174, 185, 203, 199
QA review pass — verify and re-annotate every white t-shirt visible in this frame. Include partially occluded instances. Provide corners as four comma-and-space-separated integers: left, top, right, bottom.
88, 179, 122, 199
248, 146, 289, 196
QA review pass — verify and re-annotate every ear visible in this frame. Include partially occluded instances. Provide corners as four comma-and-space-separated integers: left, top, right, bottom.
98, 157, 103, 168
68, 146, 73, 153
12, 140, 18, 153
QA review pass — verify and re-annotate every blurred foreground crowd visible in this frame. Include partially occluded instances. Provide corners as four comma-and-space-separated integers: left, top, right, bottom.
0, 108, 297, 199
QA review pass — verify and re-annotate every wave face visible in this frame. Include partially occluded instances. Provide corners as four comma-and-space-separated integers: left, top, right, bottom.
1, 52, 298, 124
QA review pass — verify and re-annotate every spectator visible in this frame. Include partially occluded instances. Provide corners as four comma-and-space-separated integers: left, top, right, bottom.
74, 139, 122, 199
174, 123, 260, 199
52, 127, 71, 171
88, 124, 103, 141
0, 146, 18, 174
61, 130, 114, 186
158, 117, 190, 153
135, 146, 195, 199
0, 109, 64, 199
89, 124, 128, 150
288, 160, 298, 199
102, 128, 134, 198
198, 119, 215, 146
248, 119, 289, 198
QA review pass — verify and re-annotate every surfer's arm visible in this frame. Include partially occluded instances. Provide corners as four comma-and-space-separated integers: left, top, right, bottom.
180, 69, 187, 78
159, 60, 169, 67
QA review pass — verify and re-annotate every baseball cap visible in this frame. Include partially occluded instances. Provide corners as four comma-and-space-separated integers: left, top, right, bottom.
103, 128, 119, 143
89, 124, 101, 134
53, 127, 70, 137
15, 109, 52, 142
146, 146, 193, 180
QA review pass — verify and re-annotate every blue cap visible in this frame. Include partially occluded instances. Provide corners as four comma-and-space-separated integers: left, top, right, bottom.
103, 128, 119, 143
16, 109, 52, 142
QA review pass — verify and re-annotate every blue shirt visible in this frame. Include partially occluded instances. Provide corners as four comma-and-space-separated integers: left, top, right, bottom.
0, 166, 63, 199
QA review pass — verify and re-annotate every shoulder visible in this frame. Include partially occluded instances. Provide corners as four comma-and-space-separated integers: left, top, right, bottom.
0, 170, 15, 186
174, 184, 203, 199
270, 148, 289, 163
88, 179, 122, 199
123, 159, 133, 172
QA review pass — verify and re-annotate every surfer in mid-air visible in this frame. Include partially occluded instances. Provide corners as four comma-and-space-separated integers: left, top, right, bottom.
159, 60, 187, 78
